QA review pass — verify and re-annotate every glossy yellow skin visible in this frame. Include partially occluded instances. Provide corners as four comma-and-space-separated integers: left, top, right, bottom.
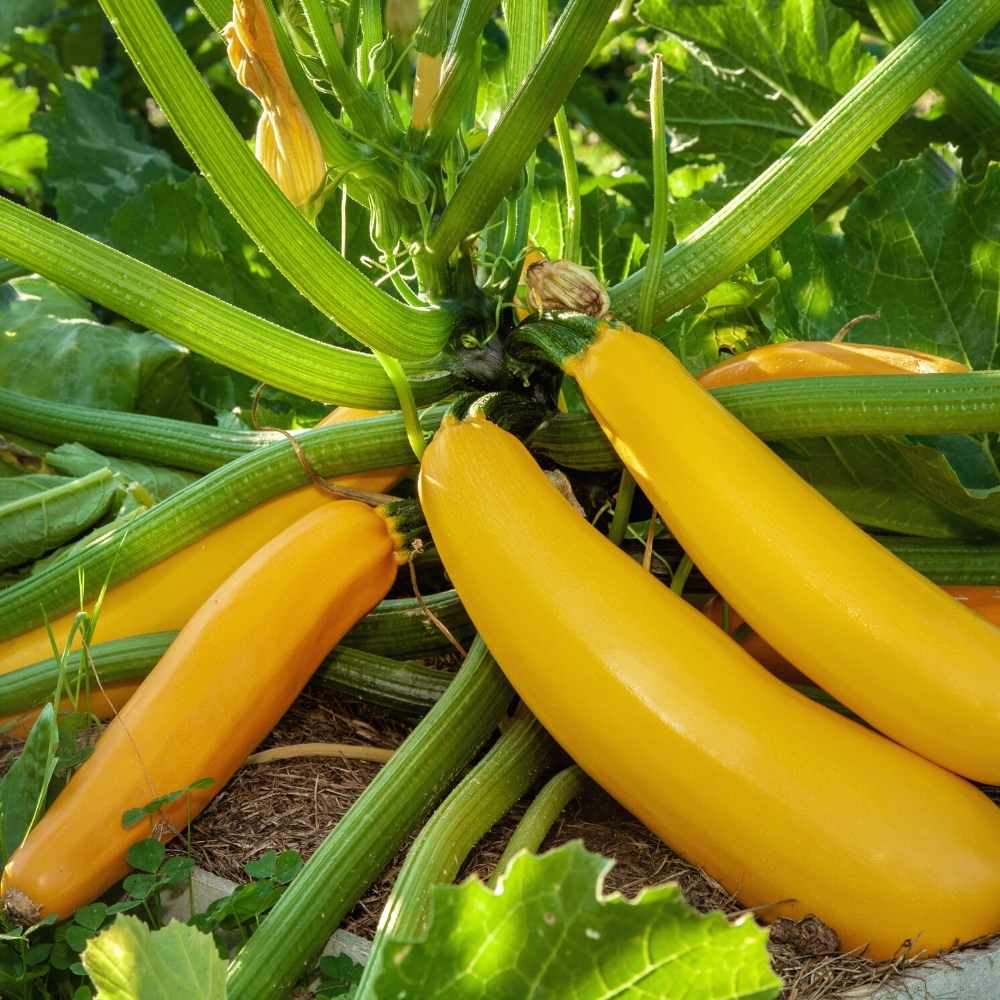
419, 416, 1000, 957
697, 340, 969, 388
567, 325, 1000, 783
705, 585, 1000, 686
2, 500, 397, 918
0, 406, 406, 677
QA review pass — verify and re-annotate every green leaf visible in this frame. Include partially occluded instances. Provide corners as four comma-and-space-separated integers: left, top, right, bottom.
775, 437, 984, 538
74, 903, 110, 933
0, 78, 46, 197
0, 467, 118, 570
0, 703, 58, 863
33, 77, 184, 239
633, 0, 945, 203
126, 839, 165, 875
375, 841, 781, 999
0, 0, 56, 45
766, 155, 1000, 369
46, 443, 197, 501
82, 917, 227, 1000
0, 276, 194, 417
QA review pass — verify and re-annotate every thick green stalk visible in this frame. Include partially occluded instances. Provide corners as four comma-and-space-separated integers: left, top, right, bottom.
527, 372, 1000, 470
343, 590, 474, 657
358, 0, 385, 85
487, 765, 586, 887
423, 0, 496, 158
868, 0, 1000, 152
553, 109, 581, 262
356, 710, 560, 997
98, 0, 453, 359
0, 408, 446, 642
427, 0, 618, 260
0, 635, 450, 718
0, 201, 453, 408
609, 0, 1000, 325
227, 638, 515, 1000
502, 0, 547, 92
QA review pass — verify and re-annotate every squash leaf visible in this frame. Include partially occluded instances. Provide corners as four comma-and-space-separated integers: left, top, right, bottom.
0, 276, 194, 418
0, 77, 46, 197
373, 841, 781, 999
633, 0, 955, 204
766, 155, 1000, 369
0, 703, 58, 863
82, 917, 227, 1000
46, 443, 197, 502
0, 467, 119, 570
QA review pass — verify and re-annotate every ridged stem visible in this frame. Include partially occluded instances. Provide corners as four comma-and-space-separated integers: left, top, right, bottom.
608, 468, 637, 546
0, 408, 447, 642
637, 53, 668, 335
226, 638, 515, 1000
0, 635, 450, 718
356, 710, 560, 997
427, 0, 618, 260
299, 0, 395, 145
0, 201, 453, 408
868, 0, 1000, 152
98, 0, 453, 359
554, 110, 581, 262
423, 0, 496, 158
487, 765, 586, 887
610, 0, 1000, 325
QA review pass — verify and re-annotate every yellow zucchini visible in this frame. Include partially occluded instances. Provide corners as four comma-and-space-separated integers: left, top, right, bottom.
419, 414, 1000, 958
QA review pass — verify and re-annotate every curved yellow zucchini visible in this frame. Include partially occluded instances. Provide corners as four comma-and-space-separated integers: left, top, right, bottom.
419, 415, 1000, 958
565, 324, 1000, 783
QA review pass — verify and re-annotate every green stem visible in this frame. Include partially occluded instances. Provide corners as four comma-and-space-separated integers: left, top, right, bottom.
637, 53, 668, 335
487, 765, 586, 888
299, 0, 395, 145
554, 109, 581, 262
226, 638, 515, 1000
0, 200, 453, 408
670, 554, 695, 595
98, 0, 453, 360
525, 370, 1000, 470
373, 351, 427, 459
868, 0, 1000, 153
608, 468, 637, 546
423, 0, 496, 159
427, 0, 619, 261
0, 634, 452, 719
356, 709, 559, 998
609, 0, 1000, 326
0, 408, 448, 642
358, 0, 385, 85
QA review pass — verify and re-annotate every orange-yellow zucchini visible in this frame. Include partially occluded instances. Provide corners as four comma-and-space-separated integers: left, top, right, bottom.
419, 415, 1000, 958
0, 407, 406, 677
2, 499, 400, 918
697, 340, 968, 388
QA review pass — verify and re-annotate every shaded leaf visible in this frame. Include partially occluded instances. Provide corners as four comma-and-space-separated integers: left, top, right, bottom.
0, 467, 118, 570
82, 917, 226, 1000
46, 443, 197, 501
33, 77, 183, 239
0, 704, 58, 863
126, 839, 165, 875
0, 276, 193, 417
375, 841, 781, 999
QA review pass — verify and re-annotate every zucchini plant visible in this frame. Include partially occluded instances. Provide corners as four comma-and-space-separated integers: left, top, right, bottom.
2, 0, 1000, 996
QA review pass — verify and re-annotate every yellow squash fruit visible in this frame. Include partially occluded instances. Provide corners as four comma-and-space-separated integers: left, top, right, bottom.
419, 415, 1000, 958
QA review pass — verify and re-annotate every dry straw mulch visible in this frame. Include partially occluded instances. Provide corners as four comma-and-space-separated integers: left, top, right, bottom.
179, 682, 973, 1000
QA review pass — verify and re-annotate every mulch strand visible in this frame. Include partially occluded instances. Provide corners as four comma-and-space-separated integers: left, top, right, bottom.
2, 681, 990, 999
